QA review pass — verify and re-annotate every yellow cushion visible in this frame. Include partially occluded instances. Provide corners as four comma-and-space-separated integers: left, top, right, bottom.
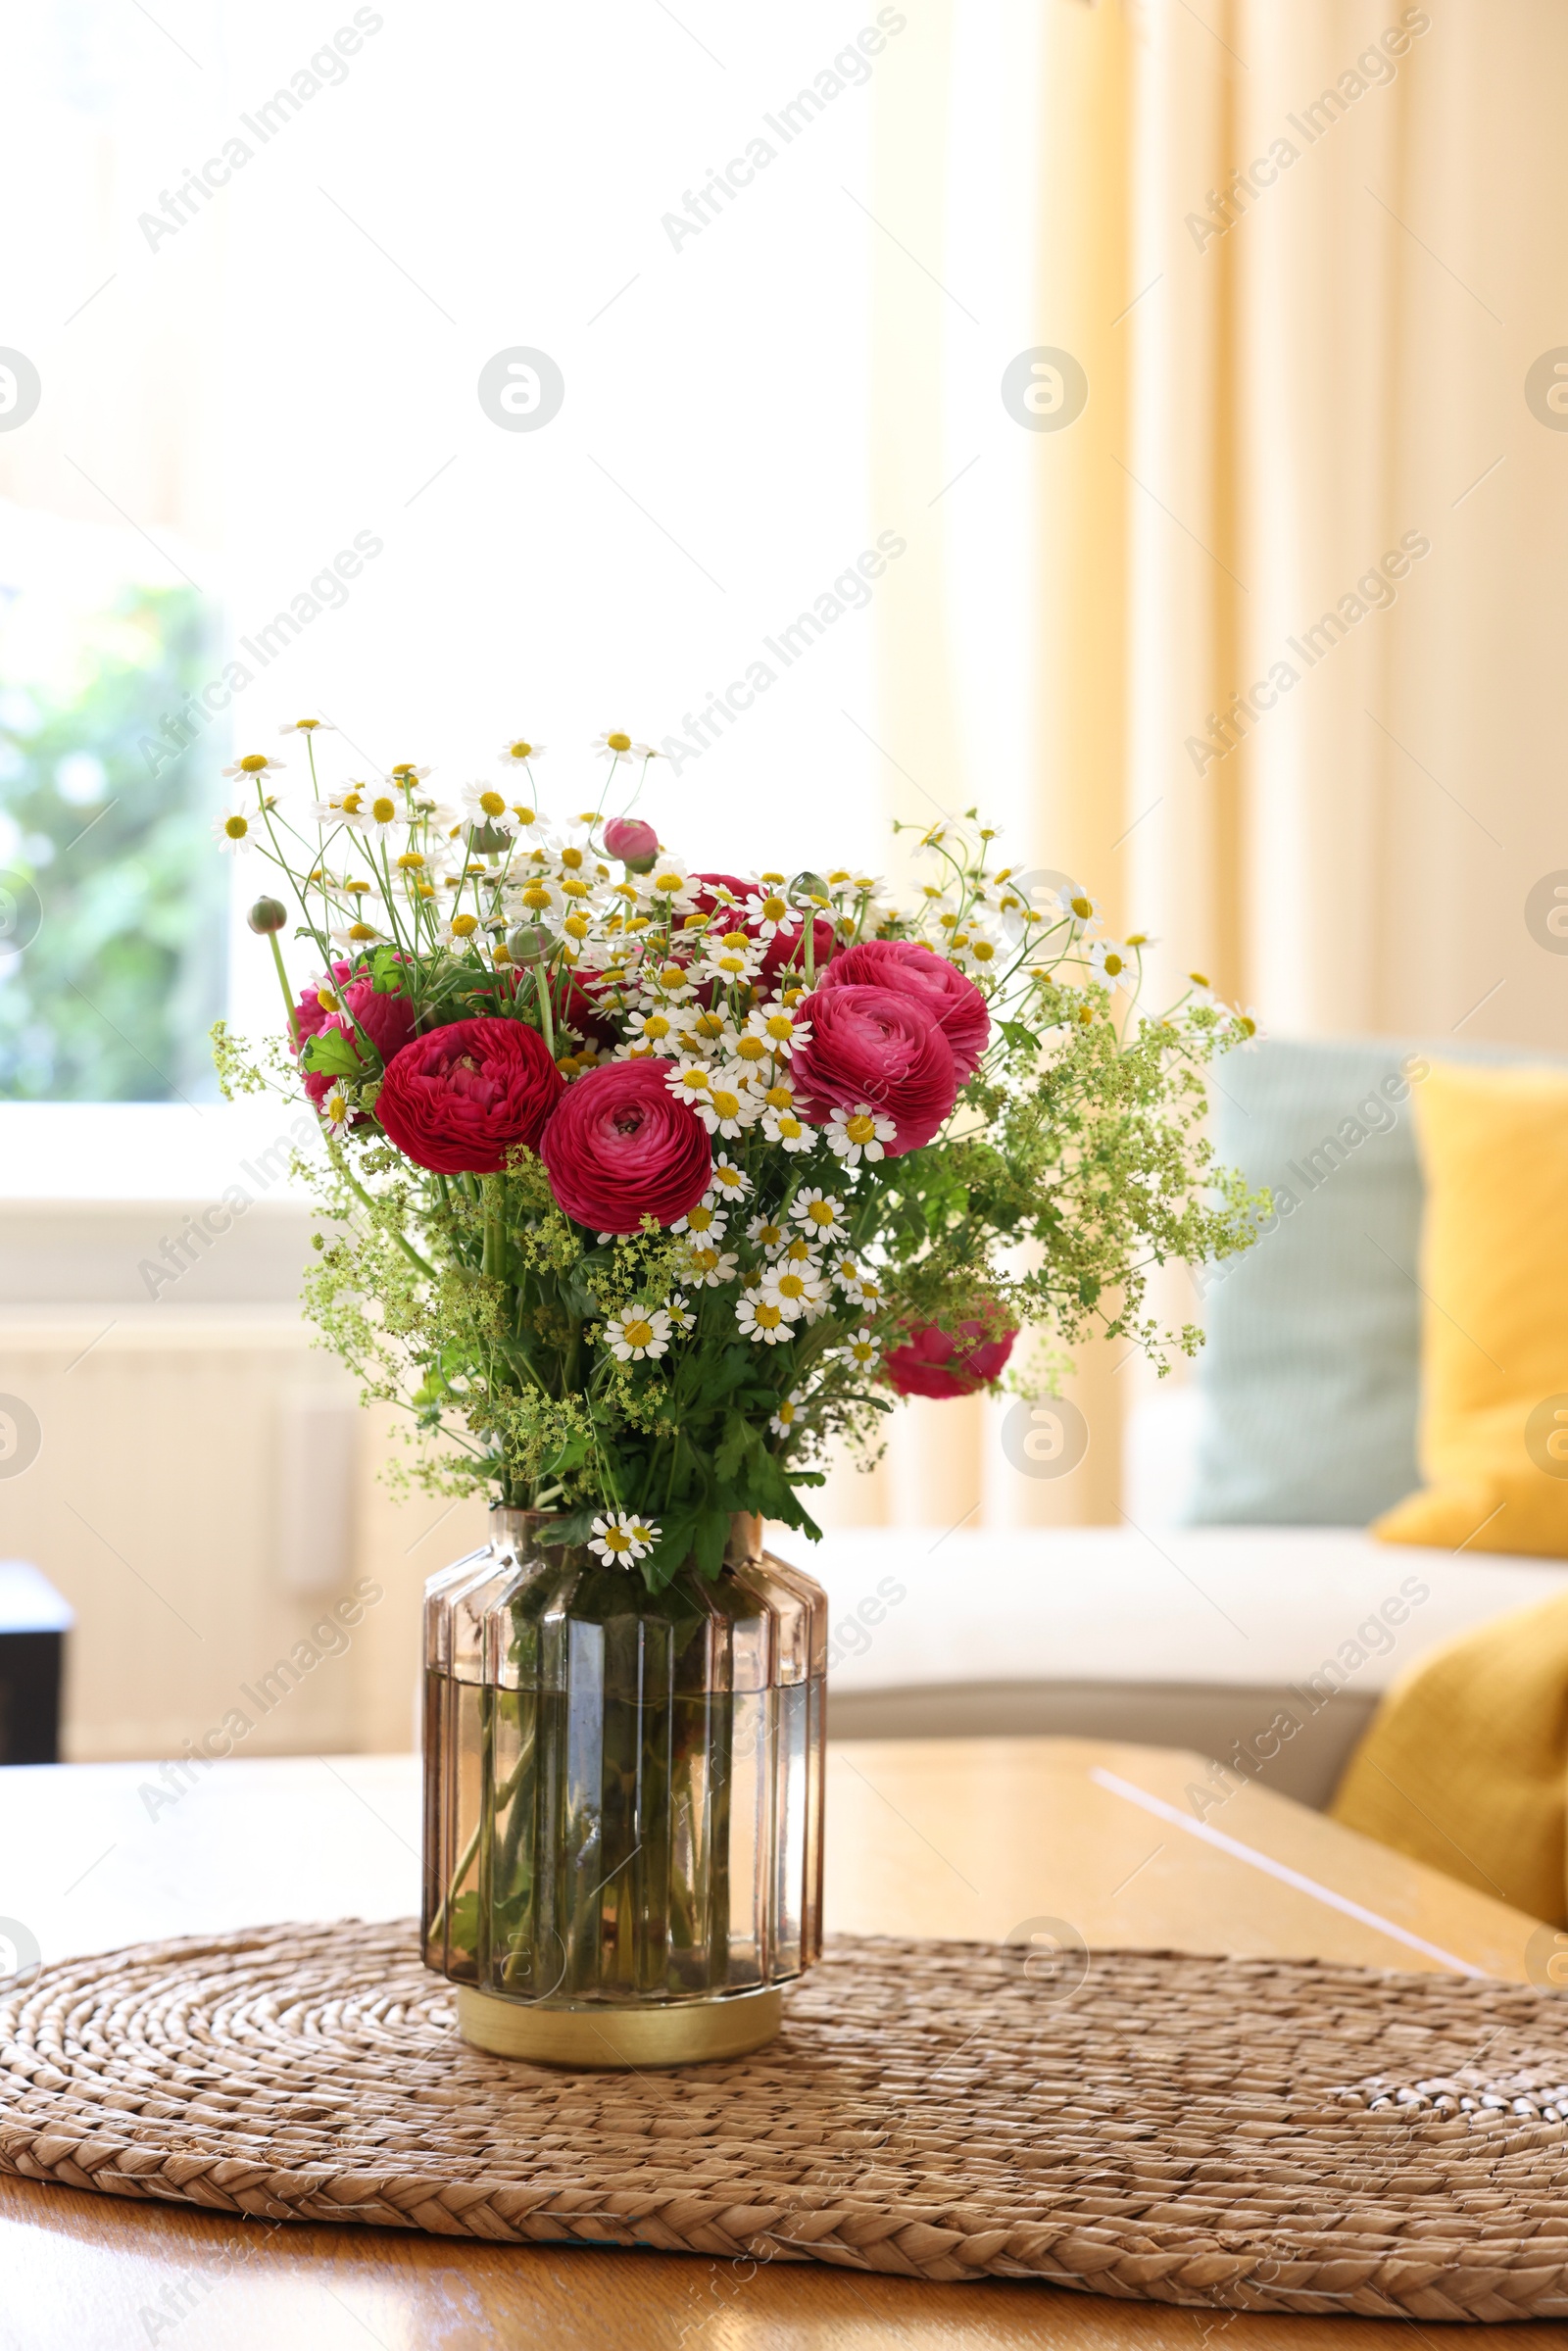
1331, 1588, 1568, 1924
1373, 1058, 1568, 1558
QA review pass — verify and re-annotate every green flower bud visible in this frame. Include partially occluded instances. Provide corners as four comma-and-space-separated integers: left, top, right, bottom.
247, 896, 288, 934
506, 924, 552, 965
790, 870, 829, 906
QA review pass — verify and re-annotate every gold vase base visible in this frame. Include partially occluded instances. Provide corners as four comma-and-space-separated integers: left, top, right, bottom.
457, 1982, 783, 2070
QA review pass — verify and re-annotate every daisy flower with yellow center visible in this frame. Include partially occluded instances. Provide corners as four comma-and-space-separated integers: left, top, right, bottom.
693, 1075, 759, 1139
588, 1510, 660, 1565
221, 753, 286, 782
762, 1104, 813, 1151
746, 1004, 810, 1055
760, 1263, 825, 1320
681, 1243, 739, 1289
742, 888, 799, 944
604, 1307, 670, 1362
670, 1200, 727, 1239
769, 1391, 804, 1438
665, 1059, 713, 1106
841, 1326, 881, 1372
499, 739, 546, 764
826, 1102, 896, 1168
747, 1214, 786, 1252
278, 717, 335, 736
736, 1294, 792, 1347
791, 1189, 846, 1237
213, 808, 253, 854
707, 1155, 752, 1201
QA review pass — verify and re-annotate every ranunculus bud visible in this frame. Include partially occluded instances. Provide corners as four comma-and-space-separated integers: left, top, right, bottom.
604, 816, 659, 872
506, 924, 553, 965
539, 1059, 711, 1234
376, 1017, 564, 1173
819, 937, 990, 1081
789, 870, 829, 904
247, 896, 288, 934
884, 1317, 1016, 1398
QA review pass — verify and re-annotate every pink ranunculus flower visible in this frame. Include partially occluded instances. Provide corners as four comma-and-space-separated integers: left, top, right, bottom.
292, 960, 417, 1111
883, 1317, 1017, 1398
790, 984, 957, 1153
375, 1017, 564, 1174
539, 1058, 712, 1234
819, 937, 990, 1081
603, 815, 659, 871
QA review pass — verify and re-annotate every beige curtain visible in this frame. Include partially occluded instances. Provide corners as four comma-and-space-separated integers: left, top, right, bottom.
841, 0, 1568, 1536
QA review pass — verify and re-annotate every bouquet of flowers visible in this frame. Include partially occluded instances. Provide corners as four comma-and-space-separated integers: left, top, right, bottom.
215, 724, 1259, 1587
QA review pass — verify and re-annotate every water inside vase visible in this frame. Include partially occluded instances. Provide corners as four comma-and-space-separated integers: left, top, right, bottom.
422, 1666, 818, 2003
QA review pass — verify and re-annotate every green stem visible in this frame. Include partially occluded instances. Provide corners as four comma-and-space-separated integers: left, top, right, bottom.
268, 932, 300, 1045
534, 964, 556, 1055
328, 1139, 441, 1282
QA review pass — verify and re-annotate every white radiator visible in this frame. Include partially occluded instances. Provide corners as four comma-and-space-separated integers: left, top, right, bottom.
0, 1307, 487, 1763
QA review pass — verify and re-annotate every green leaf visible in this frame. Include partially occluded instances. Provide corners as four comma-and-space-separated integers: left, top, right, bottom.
301, 1026, 364, 1077
999, 1019, 1041, 1053
537, 1504, 597, 1545
693, 1506, 730, 1581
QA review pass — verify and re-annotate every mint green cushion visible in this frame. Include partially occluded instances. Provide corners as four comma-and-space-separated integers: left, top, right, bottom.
1185, 1038, 1555, 1526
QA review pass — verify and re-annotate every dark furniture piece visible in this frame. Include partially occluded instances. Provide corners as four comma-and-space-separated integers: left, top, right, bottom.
0, 1561, 72, 1763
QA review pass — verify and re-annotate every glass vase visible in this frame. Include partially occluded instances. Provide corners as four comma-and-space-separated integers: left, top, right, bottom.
421, 1506, 826, 2066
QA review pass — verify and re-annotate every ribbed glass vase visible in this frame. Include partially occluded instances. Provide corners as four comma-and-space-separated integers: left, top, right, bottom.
421, 1507, 826, 2066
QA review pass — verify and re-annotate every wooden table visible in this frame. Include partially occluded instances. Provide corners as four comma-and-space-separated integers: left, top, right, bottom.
0, 1738, 1554, 2347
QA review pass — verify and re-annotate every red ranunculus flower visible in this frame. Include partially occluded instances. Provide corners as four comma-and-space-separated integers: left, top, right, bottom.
790, 984, 957, 1153
693, 870, 835, 985
883, 1318, 1017, 1398
539, 1059, 712, 1234
292, 961, 417, 1111
819, 937, 990, 1081
376, 1017, 564, 1174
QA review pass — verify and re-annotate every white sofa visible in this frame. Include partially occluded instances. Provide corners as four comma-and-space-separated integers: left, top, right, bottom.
810, 1525, 1568, 1805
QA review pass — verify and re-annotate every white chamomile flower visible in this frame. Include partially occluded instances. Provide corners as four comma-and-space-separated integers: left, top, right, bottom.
318, 1086, 352, 1136
670, 1200, 727, 1239
846, 1268, 885, 1310
747, 1212, 786, 1253
763, 1104, 813, 1151
770, 1390, 805, 1439
1185, 968, 1217, 1006
329, 915, 389, 949
746, 1004, 810, 1056
385, 762, 432, 787
644, 957, 698, 1004
826, 1102, 896, 1168
214, 807, 254, 854
628, 1006, 681, 1053
728, 1028, 772, 1074
643, 858, 698, 908
460, 780, 519, 833
701, 932, 764, 987
736, 1293, 793, 1347
221, 753, 286, 784
604, 1306, 670, 1362
761, 1262, 826, 1321
949, 928, 1004, 977
681, 1242, 739, 1289
665, 1293, 696, 1334
666, 1059, 714, 1112
742, 887, 800, 944
694, 1076, 759, 1140
593, 729, 638, 760
707, 1155, 752, 1202
588, 1510, 660, 1565
791, 1189, 848, 1239
438, 910, 486, 951
1056, 886, 1098, 925
278, 717, 335, 736
1087, 940, 1137, 991
348, 786, 404, 836
1235, 1005, 1263, 1049
841, 1326, 881, 1372
499, 737, 546, 765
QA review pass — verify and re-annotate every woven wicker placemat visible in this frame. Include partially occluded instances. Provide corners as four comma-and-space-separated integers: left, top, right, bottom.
4, 1924, 1568, 2320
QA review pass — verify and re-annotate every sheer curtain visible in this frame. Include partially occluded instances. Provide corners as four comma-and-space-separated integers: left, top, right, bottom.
847, 0, 1568, 1538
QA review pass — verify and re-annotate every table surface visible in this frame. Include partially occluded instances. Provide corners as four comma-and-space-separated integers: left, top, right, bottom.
0, 1737, 1555, 2349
